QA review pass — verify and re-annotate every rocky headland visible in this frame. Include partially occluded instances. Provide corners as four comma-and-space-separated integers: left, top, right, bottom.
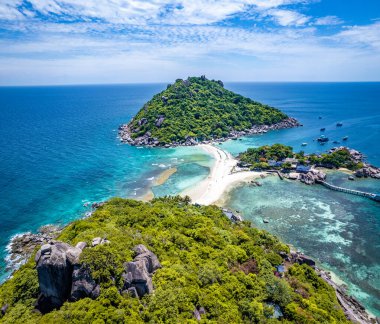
6, 225, 62, 272
119, 117, 300, 148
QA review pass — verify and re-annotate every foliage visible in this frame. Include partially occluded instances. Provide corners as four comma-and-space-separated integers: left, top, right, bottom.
239, 144, 364, 171
238, 144, 293, 169
0, 197, 349, 323
312, 148, 363, 170
128, 76, 288, 144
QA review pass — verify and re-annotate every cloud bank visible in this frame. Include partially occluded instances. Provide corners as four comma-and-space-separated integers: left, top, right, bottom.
0, 0, 379, 84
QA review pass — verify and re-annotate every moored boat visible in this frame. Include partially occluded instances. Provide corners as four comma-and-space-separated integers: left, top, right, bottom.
343, 136, 348, 141
317, 135, 329, 143
336, 122, 343, 127
320, 128, 326, 131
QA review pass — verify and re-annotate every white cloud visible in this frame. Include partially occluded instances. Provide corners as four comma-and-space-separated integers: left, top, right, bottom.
0, 0, 24, 20
314, 15, 343, 26
266, 9, 310, 26
333, 22, 380, 50
0, 0, 312, 25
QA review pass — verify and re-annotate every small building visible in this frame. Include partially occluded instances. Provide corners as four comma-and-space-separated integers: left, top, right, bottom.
283, 158, 298, 168
296, 165, 311, 173
268, 160, 283, 168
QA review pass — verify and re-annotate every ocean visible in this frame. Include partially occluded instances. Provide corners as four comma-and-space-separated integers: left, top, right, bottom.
0, 82, 379, 316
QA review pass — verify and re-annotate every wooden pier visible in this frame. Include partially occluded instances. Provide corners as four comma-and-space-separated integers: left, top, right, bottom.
318, 181, 380, 202
267, 170, 284, 180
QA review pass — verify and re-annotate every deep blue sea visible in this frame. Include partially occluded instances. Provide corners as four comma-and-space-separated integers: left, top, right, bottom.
0, 82, 379, 316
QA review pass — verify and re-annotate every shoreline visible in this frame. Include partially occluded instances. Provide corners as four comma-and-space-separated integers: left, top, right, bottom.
180, 144, 266, 205
118, 117, 301, 147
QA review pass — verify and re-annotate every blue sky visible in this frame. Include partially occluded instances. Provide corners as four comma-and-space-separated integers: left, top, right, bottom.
0, 0, 379, 85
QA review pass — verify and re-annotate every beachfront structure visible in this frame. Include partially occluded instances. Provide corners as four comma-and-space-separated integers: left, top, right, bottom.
268, 160, 283, 167
296, 165, 311, 173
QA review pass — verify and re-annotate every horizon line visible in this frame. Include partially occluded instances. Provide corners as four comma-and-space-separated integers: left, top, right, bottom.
1, 80, 380, 87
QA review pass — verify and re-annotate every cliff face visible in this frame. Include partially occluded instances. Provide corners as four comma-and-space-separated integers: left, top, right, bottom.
119, 76, 299, 147
0, 197, 350, 323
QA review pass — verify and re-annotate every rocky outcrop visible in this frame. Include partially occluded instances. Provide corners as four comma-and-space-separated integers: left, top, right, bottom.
355, 166, 380, 179
70, 264, 100, 302
288, 250, 316, 267
6, 225, 61, 272
1, 304, 9, 316
35, 240, 99, 313
118, 117, 301, 148
155, 115, 165, 127
299, 169, 326, 185
193, 306, 206, 321
121, 245, 161, 298
91, 237, 110, 247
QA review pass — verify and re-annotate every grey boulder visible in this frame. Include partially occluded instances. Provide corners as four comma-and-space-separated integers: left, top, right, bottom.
121, 245, 161, 298
70, 264, 100, 301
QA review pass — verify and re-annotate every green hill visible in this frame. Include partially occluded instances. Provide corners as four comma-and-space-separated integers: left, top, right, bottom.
0, 197, 348, 323
119, 76, 299, 146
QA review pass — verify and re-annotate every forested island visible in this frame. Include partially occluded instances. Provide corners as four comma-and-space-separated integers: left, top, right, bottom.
118, 76, 300, 147
0, 197, 352, 323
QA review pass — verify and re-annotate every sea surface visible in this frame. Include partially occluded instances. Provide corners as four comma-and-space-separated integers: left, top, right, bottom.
0, 82, 379, 316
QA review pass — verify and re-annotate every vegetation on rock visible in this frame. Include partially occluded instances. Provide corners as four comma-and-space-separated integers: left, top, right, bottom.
238, 144, 364, 171
124, 76, 289, 145
0, 197, 348, 323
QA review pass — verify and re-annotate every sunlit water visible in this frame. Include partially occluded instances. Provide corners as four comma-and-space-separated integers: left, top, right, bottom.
0, 82, 379, 315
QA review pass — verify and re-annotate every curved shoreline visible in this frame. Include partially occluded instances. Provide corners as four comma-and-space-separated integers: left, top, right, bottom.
180, 144, 266, 205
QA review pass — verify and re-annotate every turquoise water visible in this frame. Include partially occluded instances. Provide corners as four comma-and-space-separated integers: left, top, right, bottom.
0, 83, 379, 315
0, 85, 212, 281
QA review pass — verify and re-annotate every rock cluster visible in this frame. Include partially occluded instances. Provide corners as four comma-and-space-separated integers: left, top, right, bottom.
121, 244, 161, 298
6, 225, 61, 272
328, 147, 364, 163
355, 166, 380, 179
33, 240, 161, 314
35, 240, 99, 313
118, 117, 301, 148
289, 251, 316, 267
299, 169, 326, 185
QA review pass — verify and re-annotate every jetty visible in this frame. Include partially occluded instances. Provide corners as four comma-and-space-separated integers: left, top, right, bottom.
267, 170, 284, 180
318, 180, 380, 202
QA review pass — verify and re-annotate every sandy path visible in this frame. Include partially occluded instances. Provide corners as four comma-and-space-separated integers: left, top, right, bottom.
181, 144, 265, 205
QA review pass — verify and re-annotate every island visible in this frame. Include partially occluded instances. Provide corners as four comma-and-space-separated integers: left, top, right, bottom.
0, 197, 354, 323
118, 76, 300, 147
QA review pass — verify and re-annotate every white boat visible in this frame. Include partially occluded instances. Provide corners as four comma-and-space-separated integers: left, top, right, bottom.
301, 143, 307, 146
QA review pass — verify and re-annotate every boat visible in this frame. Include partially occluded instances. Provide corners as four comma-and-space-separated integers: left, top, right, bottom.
348, 176, 355, 181
301, 143, 307, 146
320, 128, 326, 131
336, 122, 343, 127
263, 219, 269, 224
342, 136, 348, 141
332, 140, 340, 144
317, 135, 329, 143
318, 116, 322, 119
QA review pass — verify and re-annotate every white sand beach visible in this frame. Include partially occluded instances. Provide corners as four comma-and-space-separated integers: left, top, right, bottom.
181, 144, 265, 205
